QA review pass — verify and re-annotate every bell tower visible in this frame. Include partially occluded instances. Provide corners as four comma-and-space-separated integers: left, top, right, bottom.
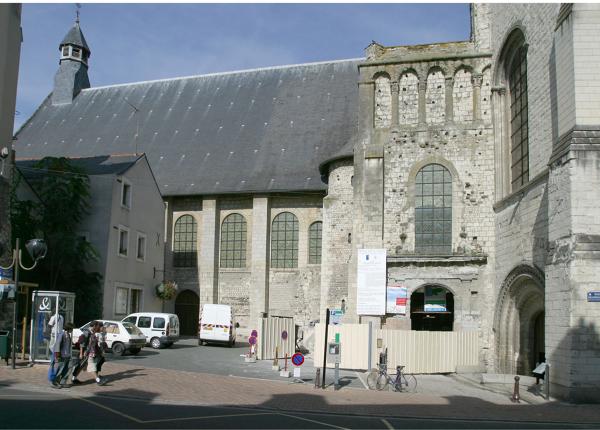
51, 14, 91, 105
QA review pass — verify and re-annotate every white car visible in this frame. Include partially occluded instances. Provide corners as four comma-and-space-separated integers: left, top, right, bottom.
72, 320, 146, 356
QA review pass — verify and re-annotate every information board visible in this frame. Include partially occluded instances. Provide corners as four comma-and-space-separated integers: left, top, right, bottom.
357, 249, 387, 315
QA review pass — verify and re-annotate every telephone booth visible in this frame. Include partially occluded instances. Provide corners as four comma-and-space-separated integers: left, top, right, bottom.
29, 291, 75, 363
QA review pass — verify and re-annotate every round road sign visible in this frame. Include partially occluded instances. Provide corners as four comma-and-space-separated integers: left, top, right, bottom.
248, 336, 257, 346
281, 330, 288, 340
251, 329, 258, 337
291, 353, 304, 366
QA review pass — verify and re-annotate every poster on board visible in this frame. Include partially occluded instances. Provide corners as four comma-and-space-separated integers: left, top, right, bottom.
386, 285, 408, 314
357, 249, 387, 315
424, 286, 447, 312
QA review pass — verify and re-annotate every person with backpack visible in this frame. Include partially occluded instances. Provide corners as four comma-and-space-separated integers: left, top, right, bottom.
50, 322, 73, 388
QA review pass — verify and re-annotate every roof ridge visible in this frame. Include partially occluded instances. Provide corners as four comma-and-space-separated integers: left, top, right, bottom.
83, 57, 364, 91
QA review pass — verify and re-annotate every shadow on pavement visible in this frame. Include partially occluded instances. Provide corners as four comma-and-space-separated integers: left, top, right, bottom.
1, 374, 599, 430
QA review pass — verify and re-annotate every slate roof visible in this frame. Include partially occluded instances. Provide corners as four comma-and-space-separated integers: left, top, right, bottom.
15, 59, 361, 196
60, 22, 90, 54
16, 154, 141, 179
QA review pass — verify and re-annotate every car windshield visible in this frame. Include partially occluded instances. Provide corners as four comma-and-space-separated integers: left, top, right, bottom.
122, 322, 144, 336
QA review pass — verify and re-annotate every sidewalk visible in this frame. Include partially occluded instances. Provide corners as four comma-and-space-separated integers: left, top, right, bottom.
1, 361, 599, 425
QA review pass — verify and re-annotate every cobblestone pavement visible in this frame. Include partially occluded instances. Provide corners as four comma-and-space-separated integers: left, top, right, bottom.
1, 359, 599, 428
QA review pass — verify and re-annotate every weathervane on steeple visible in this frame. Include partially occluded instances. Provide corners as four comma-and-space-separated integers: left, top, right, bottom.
75, 3, 81, 24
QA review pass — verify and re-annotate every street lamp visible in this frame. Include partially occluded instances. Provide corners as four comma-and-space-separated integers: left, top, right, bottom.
0, 238, 47, 369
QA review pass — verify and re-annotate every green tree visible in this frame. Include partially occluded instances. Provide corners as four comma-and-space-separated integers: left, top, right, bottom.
11, 157, 102, 324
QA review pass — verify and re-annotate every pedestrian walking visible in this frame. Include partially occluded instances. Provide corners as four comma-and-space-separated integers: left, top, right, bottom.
70, 321, 94, 384
47, 306, 63, 367
87, 321, 107, 386
50, 322, 73, 388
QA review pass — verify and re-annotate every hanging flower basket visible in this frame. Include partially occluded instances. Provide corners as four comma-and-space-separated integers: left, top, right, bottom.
155, 280, 178, 301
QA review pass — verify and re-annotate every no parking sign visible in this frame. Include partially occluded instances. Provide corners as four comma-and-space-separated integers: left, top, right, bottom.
291, 353, 304, 366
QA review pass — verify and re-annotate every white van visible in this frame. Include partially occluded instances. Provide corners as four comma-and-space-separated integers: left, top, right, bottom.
199, 304, 238, 347
122, 312, 179, 349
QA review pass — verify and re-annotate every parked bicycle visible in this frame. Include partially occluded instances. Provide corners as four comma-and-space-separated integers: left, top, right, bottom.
366, 348, 417, 392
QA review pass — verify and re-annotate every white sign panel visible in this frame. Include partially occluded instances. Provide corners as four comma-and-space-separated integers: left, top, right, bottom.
357, 249, 387, 315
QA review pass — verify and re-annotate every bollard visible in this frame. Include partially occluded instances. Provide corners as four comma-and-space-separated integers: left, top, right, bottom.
334, 362, 340, 391
314, 368, 321, 389
511, 375, 520, 403
544, 363, 550, 400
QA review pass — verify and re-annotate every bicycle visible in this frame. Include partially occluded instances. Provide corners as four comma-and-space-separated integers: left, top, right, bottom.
366, 349, 417, 392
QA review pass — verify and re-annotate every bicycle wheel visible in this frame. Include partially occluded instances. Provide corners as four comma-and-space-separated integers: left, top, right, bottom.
376, 373, 389, 391
402, 373, 417, 392
366, 370, 379, 390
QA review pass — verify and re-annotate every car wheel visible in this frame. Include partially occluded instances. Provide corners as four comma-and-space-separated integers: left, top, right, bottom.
198, 339, 203, 346
112, 342, 125, 356
129, 347, 141, 355
150, 337, 161, 349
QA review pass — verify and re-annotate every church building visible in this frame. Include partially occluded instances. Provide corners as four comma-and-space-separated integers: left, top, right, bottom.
14, 4, 600, 402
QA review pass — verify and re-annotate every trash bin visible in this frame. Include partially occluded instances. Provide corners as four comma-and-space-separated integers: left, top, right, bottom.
0, 331, 10, 365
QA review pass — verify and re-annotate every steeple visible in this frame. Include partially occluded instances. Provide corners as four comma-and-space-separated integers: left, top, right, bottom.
51, 16, 91, 105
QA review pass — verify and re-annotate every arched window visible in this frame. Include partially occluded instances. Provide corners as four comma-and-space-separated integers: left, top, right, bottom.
220, 213, 247, 268
271, 212, 299, 268
508, 41, 529, 191
308, 221, 323, 264
173, 215, 197, 267
415, 164, 452, 254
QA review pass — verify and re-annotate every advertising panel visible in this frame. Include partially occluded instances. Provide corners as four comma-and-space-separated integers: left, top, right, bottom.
357, 249, 386, 315
386, 285, 408, 314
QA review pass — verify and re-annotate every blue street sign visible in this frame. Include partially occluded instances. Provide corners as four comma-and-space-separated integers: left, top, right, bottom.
588, 291, 600, 302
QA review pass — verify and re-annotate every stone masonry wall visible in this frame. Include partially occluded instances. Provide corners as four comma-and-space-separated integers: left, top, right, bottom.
399, 72, 419, 125
268, 195, 323, 327
320, 160, 354, 318
426, 70, 446, 124
374, 75, 392, 129
452, 69, 473, 123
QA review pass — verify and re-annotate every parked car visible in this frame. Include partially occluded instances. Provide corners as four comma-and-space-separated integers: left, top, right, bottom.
122, 312, 180, 349
72, 320, 146, 356
199, 304, 238, 347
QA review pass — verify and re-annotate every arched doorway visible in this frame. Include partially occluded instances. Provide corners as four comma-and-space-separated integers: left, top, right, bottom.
410, 285, 454, 331
494, 265, 545, 374
175, 289, 200, 336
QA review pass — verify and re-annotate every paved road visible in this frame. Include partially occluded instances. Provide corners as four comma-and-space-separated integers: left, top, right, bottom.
1, 386, 596, 429
106, 338, 365, 389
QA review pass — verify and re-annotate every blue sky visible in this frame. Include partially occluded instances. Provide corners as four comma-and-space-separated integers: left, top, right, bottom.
15, 3, 470, 130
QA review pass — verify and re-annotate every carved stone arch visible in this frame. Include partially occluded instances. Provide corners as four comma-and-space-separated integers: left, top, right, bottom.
398, 68, 419, 125
426, 65, 446, 78
494, 25, 528, 86
398, 67, 418, 81
494, 263, 545, 374
372, 70, 391, 81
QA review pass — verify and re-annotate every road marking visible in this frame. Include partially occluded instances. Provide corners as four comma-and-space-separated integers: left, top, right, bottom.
355, 371, 369, 389
143, 411, 273, 423
381, 418, 394, 429
72, 394, 144, 423
278, 412, 349, 430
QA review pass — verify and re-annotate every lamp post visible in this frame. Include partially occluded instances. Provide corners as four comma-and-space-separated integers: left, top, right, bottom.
0, 238, 47, 369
